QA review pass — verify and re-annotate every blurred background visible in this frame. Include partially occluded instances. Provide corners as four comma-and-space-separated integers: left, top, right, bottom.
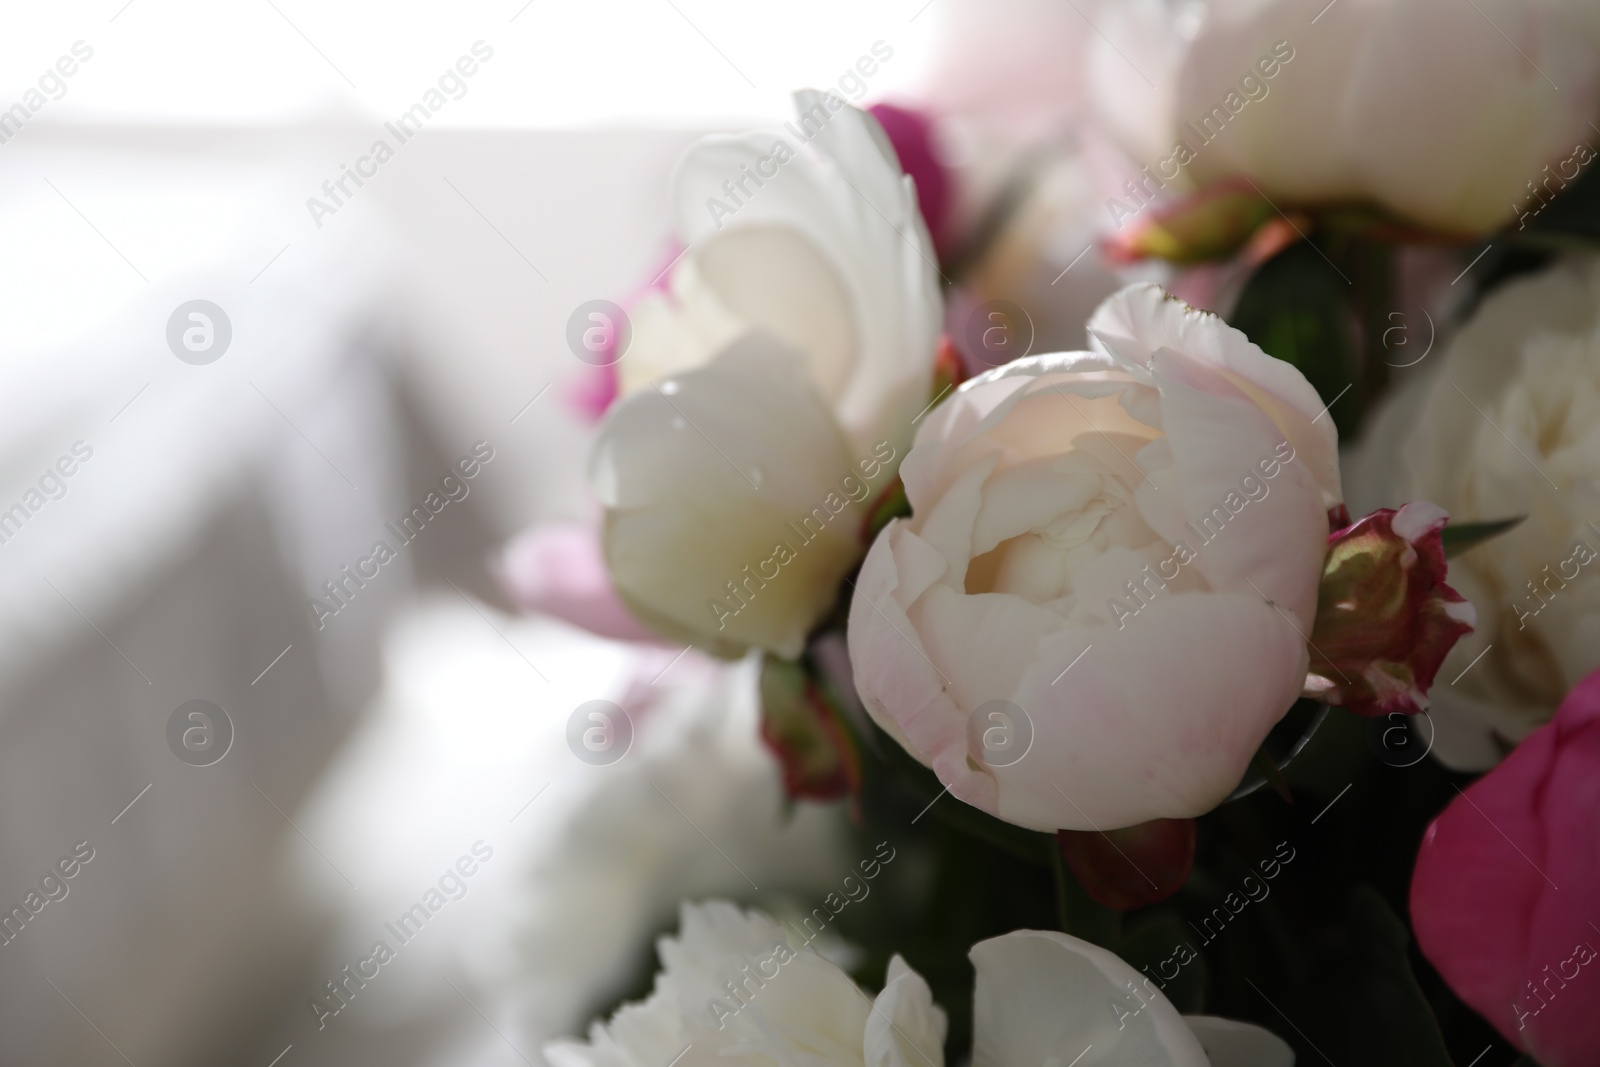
0, 2, 973, 1064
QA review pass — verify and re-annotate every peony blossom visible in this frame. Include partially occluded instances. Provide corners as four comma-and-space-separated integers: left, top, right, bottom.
590, 91, 942, 659
544, 901, 946, 1067
547, 902, 1292, 1067
1348, 258, 1600, 768
848, 283, 1340, 832
1410, 667, 1600, 1066
1088, 0, 1600, 234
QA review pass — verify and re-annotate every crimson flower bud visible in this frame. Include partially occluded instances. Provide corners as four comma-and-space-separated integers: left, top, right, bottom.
1303, 502, 1475, 716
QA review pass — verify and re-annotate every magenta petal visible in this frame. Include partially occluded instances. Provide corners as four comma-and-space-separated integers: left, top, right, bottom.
497, 522, 659, 643
1411, 669, 1600, 1066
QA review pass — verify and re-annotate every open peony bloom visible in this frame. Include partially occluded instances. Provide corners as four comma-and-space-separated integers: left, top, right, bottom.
1410, 668, 1600, 1066
1089, 0, 1600, 234
848, 284, 1341, 832
1348, 258, 1600, 768
590, 91, 942, 659
1303, 503, 1475, 716
547, 902, 1292, 1067
544, 900, 947, 1067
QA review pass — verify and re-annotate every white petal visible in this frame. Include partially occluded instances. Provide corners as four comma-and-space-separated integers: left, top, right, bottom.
1183, 1015, 1295, 1067
1133, 351, 1327, 629
1176, 0, 1372, 203
865, 956, 947, 1067
592, 334, 866, 657
995, 592, 1310, 831
970, 930, 1208, 1067
1345, 0, 1600, 232
1087, 284, 1341, 511
670, 97, 941, 458
618, 261, 748, 396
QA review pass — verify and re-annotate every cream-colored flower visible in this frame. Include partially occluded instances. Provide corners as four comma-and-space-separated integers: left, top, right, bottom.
548, 906, 1294, 1067
591, 91, 942, 659
544, 901, 946, 1067
1349, 258, 1600, 768
849, 284, 1340, 831
1089, 0, 1600, 234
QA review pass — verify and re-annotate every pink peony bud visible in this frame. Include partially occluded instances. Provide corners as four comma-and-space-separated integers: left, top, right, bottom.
1303, 502, 1475, 716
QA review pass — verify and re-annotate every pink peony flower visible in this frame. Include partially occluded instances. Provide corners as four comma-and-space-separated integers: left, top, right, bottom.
1410, 668, 1600, 1065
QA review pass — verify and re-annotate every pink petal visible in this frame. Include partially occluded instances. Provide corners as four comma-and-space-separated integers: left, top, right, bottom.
497, 522, 660, 644
1411, 669, 1600, 1066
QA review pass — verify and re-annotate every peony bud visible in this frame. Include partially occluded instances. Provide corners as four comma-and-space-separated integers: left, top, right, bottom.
1303, 502, 1476, 716
1102, 179, 1280, 266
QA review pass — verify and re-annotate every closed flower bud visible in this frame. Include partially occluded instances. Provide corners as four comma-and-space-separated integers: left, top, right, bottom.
1303, 503, 1476, 716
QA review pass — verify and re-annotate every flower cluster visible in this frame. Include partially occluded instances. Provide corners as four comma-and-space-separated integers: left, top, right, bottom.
505, 2, 1600, 1060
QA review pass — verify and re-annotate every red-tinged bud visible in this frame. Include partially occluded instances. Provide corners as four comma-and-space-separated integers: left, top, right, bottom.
1057, 818, 1196, 911
1102, 178, 1281, 265
1303, 502, 1476, 716
932, 333, 967, 399
758, 656, 860, 804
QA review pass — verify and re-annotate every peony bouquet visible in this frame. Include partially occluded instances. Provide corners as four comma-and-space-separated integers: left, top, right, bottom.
508, 3, 1600, 1064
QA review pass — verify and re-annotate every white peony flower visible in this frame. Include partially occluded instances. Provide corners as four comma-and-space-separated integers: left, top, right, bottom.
591, 90, 943, 659
848, 283, 1341, 831
548, 905, 1293, 1067
1088, 0, 1600, 234
544, 901, 946, 1067
1348, 258, 1600, 769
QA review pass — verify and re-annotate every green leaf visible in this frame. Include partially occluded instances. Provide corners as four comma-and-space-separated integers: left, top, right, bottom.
1327, 887, 1456, 1067
1230, 242, 1364, 439
1442, 516, 1525, 559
